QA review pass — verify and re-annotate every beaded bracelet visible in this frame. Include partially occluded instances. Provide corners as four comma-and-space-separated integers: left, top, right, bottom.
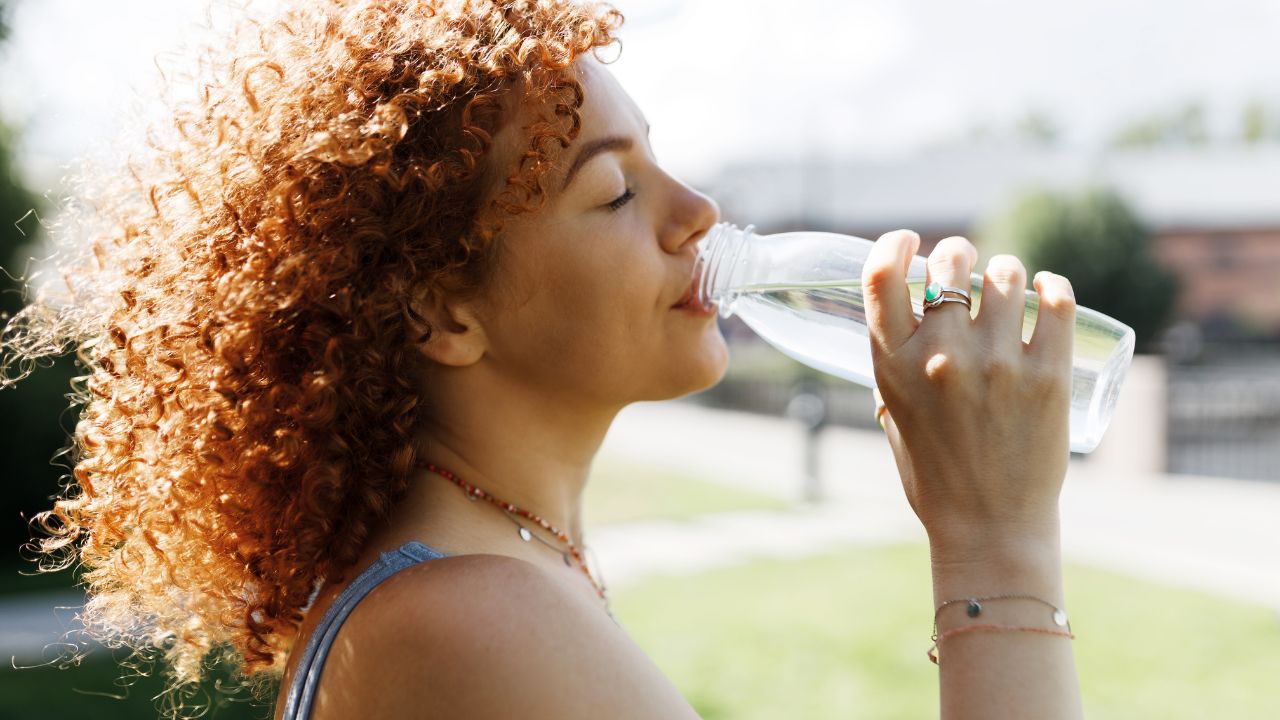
928, 623, 1077, 665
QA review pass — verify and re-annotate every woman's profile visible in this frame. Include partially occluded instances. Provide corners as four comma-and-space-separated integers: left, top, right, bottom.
3, 1, 1084, 718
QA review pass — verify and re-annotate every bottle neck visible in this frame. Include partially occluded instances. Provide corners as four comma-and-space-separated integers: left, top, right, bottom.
695, 221, 754, 317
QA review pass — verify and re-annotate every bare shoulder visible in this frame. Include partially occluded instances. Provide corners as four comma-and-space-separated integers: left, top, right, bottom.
308, 553, 702, 720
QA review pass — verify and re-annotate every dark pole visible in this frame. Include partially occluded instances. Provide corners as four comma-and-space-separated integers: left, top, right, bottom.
786, 377, 829, 504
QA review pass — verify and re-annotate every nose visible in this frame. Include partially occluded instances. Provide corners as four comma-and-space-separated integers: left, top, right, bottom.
662, 178, 721, 256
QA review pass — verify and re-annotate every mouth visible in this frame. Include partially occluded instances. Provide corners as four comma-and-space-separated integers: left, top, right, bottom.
671, 267, 715, 314
672, 277, 696, 308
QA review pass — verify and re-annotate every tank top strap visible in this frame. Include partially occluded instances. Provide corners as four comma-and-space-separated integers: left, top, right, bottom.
280, 540, 449, 720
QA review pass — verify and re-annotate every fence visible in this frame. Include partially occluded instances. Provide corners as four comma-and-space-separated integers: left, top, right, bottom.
1167, 348, 1280, 482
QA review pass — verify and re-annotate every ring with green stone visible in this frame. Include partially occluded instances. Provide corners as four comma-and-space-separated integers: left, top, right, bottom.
922, 281, 972, 312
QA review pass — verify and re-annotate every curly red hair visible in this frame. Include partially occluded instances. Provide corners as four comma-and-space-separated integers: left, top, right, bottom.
0, 0, 623, 715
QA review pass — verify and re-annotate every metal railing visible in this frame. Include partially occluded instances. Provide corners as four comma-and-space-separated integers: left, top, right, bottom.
1167, 349, 1280, 482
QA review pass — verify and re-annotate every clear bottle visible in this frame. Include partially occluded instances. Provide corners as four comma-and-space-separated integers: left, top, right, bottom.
694, 222, 1136, 454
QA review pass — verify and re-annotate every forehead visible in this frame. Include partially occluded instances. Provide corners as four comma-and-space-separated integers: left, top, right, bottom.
483, 57, 644, 199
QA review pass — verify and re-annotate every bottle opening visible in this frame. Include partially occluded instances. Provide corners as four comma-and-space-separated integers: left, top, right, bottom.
695, 222, 752, 318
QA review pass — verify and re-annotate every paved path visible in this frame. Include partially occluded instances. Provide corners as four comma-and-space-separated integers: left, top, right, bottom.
6, 401, 1278, 663
596, 402, 1280, 611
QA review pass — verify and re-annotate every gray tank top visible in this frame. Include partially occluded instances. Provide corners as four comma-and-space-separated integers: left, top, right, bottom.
279, 540, 449, 720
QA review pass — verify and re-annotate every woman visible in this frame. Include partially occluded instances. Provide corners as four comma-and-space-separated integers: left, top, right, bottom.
6, 1, 1083, 717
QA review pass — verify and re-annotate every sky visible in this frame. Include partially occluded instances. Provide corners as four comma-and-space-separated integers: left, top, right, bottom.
2, 0, 1280, 191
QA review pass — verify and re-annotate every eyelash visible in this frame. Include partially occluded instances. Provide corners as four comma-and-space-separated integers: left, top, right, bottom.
607, 187, 635, 211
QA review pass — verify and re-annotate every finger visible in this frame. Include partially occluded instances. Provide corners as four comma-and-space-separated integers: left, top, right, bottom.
1027, 271, 1076, 377
923, 236, 979, 329
862, 229, 921, 354
881, 407, 897, 438
872, 386, 893, 432
873, 387, 916, 512
876, 399, 906, 468
974, 254, 1030, 352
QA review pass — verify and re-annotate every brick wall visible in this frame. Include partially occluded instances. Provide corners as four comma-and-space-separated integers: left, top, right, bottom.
1154, 227, 1280, 334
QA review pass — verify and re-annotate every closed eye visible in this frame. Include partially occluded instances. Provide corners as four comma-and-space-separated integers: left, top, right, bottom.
607, 188, 635, 211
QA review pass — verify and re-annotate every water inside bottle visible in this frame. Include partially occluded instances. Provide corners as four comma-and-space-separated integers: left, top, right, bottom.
726, 278, 1131, 453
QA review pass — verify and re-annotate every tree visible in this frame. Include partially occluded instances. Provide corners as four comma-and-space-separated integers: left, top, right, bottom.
1014, 109, 1061, 148
0, 0, 82, 576
1241, 100, 1275, 144
980, 188, 1180, 354
1111, 100, 1209, 148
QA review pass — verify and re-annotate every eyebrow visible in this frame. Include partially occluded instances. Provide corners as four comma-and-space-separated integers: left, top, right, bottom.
560, 136, 633, 192
559, 122, 652, 193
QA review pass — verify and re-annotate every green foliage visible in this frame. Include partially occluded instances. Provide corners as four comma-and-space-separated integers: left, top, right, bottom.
1242, 101, 1268, 143
0, 11, 79, 574
981, 188, 1180, 353
1015, 109, 1060, 148
1111, 101, 1209, 148
1239, 99, 1280, 144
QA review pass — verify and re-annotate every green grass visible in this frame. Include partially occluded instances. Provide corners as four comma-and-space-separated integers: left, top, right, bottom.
610, 542, 1280, 720
7, 469, 1276, 719
583, 456, 794, 528
5, 542, 1277, 719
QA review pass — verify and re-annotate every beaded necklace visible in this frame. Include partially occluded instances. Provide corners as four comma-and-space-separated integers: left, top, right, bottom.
419, 461, 614, 620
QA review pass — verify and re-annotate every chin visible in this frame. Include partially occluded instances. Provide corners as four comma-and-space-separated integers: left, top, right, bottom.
645, 331, 731, 402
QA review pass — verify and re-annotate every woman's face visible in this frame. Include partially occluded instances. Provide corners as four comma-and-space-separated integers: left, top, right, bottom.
471, 56, 727, 409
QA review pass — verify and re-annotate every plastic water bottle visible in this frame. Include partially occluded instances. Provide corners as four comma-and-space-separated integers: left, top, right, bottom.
694, 222, 1136, 454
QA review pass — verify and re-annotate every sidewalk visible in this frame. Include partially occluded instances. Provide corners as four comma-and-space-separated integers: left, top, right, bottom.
6, 401, 1278, 664
596, 401, 1280, 611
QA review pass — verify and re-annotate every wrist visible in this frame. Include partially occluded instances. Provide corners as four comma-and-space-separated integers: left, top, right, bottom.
925, 512, 1062, 567
927, 520, 1065, 606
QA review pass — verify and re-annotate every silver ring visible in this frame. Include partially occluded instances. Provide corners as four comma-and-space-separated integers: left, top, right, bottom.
923, 282, 973, 311
925, 297, 972, 312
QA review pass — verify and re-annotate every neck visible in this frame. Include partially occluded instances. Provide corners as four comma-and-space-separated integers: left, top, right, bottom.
407, 362, 622, 551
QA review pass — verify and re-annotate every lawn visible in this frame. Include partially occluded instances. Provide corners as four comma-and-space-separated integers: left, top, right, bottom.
3, 542, 1277, 719
583, 455, 794, 527
4, 465, 1276, 719
610, 542, 1280, 720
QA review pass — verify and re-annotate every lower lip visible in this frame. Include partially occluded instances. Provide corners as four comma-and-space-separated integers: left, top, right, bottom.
672, 299, 718, 317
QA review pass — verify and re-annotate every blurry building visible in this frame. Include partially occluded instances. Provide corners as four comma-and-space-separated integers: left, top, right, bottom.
701, 147, 1280, 482
706, 146, 1280, 342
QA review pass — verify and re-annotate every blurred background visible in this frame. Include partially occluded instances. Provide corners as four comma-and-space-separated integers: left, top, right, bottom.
0, 1, 1277, 718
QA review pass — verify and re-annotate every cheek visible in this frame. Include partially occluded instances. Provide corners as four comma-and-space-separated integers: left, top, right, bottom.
499, 261, 654, 367
547, 244, 659, 326
550, 270, 654, 351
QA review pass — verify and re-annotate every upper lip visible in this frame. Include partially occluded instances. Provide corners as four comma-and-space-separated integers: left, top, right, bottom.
672, 265, 700, 307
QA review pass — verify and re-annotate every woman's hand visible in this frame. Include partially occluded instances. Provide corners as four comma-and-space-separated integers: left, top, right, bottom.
863, 231, 1077, 557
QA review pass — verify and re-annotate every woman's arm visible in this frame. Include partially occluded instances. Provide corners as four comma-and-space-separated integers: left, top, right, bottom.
929, 524, 1083, 719
863, 229, 1085, 719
